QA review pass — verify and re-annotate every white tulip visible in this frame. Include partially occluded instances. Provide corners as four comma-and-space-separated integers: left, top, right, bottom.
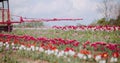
21, 45, 25, 48
95, 55, 101, 62
19, 47, 22, 50
26, 47, 31, 51
88, 54, 92, 59
60, 51, 64, 54
31, 46, 35, 51
16, 47, 19, 49
35, 47, 39, 51
11, 43, 14, 46
0, 42, 3, 47
23, 47, 26, 50
12, 46, 15, 49
19, 45, 26, 50
110, 57, 118, 63
77, 53, 84, 59
6, 44, 9, 48
54, 49, 58, 53
4, 43, 6, 46
54, 52, 58, 56
99, 60, 106, 63
39, 47, 44, 52
5, 42, 8, 45
68, 50, 75, 56
83, 55, 87, 60
65, 51, 68, 55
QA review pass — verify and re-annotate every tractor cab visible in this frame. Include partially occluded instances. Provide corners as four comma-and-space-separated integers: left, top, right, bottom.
0, 0, 12, 32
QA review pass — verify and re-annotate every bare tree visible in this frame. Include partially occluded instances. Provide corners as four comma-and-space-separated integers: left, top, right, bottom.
98, 0, 120, 20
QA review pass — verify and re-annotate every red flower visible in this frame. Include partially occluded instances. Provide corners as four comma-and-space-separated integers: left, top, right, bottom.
101, 52, 108, 59
73, 42, 79, 46
80, 49, 91, 55
112, 52, 119, 58
64, 47, 74, 52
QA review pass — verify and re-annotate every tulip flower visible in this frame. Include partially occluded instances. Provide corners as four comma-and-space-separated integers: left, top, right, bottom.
112, 52, 119, 57
94, 55, 102, 62
101, 52, 108, 59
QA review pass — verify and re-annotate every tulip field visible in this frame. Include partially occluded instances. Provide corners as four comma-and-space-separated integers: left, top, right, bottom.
0, 25, 120, 63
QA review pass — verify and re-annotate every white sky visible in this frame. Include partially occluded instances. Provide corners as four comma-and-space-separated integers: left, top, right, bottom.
9, 0, 102, 26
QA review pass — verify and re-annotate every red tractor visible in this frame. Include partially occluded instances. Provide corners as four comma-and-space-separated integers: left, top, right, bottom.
0, 0, 12, 32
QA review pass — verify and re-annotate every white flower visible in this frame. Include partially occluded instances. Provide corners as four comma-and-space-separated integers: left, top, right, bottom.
54, 49, 58, 53
0, 42, 3, 47
23, 47, 26, 50
26, 47, 31, 51
12, 46, 15, 49
21, 45, 25, 48
53, 49, 58, 55
39, 47, 44, 52
58, 52, 64, 56
88, 54, 92, 59
68, 50, 75, 56
6, 44, 9, 48
60, 51, 64, 54
95, 55, 101, 62
110, 57, 118, 63
11, 43, 14, 46
5, 42, 9, 45
54, 52, 58, 56
35, 47, 39, 51
64, 51, 68, 55
50, 50, 54, 54
83, 55, 87, 60
19, 45, 26, 50
19, 47, 22, 50
45, 49, 53, 55
99, 60, 106, 63
16, 47, 19, 49
31, 46, 35, 51
77, 53, 84, 59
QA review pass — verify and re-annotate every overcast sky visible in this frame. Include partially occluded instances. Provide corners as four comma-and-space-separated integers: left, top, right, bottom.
9, 0, 102, 26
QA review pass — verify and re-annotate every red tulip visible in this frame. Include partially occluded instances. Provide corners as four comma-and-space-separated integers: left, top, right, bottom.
101, 52, 108, 59
112, 52, 119, 58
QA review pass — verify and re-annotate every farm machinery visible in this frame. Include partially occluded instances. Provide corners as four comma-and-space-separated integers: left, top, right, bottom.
0, 0, 82, 32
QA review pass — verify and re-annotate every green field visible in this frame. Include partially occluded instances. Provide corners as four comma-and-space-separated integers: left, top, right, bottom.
0, 29, 120, 63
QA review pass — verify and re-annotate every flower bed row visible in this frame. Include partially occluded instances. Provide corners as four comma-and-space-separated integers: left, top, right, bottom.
0, 34, 79, 47
0, 33, 120, 63
0, 40, 120, 63
83, 41, 120, 52
52, 25, 120, 31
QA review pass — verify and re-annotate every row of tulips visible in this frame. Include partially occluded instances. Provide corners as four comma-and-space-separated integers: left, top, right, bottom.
0, 40, 120, 63
52, 25, 120, 31
0, 34, 79, 47
83, 41, 120, 52
0, 33, 120, 52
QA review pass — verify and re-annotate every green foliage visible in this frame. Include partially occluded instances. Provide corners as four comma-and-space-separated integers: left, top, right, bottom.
95, 18, 120, 26
96, 18, 109, 26
1, 54, 18, 63
0, 49, 18, 63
